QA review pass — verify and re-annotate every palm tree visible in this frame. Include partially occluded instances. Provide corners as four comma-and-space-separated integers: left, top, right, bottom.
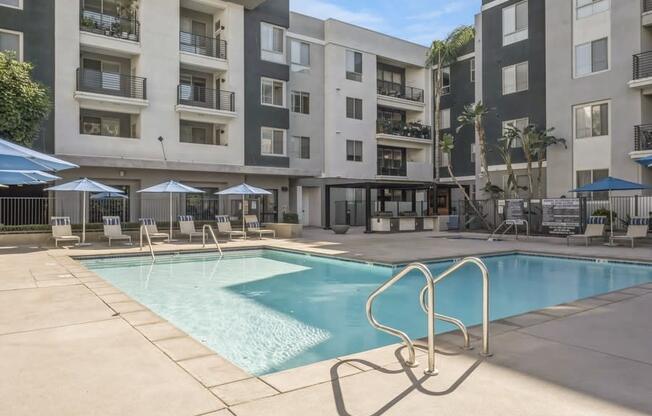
497, 126, 521, 198
426, 25, 475, 185
440, 133, 492, 230
457, 102, 490, 191
533, 128, 566, 198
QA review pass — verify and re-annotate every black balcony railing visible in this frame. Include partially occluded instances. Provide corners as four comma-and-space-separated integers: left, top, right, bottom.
177, 85, 235, 112
645, 0, 652, 13
633, 51, 652, 80
376, 120, 431, 140
80, 10, 140, 42
76, 68, 147, 100
377, 80, 424, 103
377, 166, 407, 177
635, 124, 652, 151
179, 32, 227, 59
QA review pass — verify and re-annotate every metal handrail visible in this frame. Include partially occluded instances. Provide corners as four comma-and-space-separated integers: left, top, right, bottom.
489, 219, 529, 240
202, 224, 222, 256
428, 257, 490, 358
139, 224, 155, 260
367, 257, 490, 377
366, 263, 436, 375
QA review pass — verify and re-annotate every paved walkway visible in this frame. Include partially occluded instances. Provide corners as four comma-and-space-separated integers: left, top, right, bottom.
1, 229, 652, 415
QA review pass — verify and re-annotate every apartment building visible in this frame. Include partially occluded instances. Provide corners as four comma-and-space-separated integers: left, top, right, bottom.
287, 13, 434, 227
0, 0, 55, 155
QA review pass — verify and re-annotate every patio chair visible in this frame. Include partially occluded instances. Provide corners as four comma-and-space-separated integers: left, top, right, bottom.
610, 217, 649, 248
138, 218, 169, 242
566, 216, 606, 246
51, 217, 80, 247
102, 216, 132, 246
178, 215, 203, 243
215, 215, 246, 240
244, 215, 276, 239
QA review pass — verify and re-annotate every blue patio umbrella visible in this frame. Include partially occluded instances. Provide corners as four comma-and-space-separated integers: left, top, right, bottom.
0, 137, 78, 171
571, 176, 652, 242
0, 169, 60, 185
45, 178, 125, 245
635, 155, 652, 168
137, 180, 204, 240
216, 183, 271, 234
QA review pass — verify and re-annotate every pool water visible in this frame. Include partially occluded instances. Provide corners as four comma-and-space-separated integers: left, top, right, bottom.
81, 250, 652, 375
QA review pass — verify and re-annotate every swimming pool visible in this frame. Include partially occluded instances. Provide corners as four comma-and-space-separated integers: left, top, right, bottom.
81, 250, 652, 375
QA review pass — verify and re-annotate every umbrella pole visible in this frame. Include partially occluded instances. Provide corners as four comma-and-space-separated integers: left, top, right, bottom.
242, 194, 246, 239
609, 189, 614, 245
82, 191, 86, 244
169, 192, 173, 242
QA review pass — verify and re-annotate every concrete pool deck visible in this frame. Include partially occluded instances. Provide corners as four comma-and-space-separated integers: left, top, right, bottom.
1, 228, 652, 415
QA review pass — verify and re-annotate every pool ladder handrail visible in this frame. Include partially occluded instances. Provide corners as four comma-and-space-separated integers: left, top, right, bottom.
489, 219, 529, 241
366, 257, 490, 376
202, 224, 223, 256
139, 224, 155, 261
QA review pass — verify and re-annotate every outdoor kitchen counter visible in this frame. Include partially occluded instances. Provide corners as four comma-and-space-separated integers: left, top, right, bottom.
370, 216, 439, 233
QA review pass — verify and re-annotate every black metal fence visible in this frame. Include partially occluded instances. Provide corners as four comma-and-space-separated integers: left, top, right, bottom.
376, 80, 424, 102
376, 120, 431, 140
179, 32, 227, 59
80, 10, 140, 42
635, 124, 652, 151
77, 68, 147, 100
177, 85, 235, 112
633, 51, 652, 80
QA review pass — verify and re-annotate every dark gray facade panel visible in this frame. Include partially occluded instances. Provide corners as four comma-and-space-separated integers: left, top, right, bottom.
481, 0, 546, 166
243, 0, 290, 168
0, 0, 55, 153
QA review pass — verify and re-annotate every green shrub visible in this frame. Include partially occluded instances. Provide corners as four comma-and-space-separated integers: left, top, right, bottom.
283, 212, 299, 224
592, 208, 616, 225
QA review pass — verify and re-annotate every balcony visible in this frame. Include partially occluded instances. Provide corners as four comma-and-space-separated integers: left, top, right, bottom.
377, 80, 425, 112
176, 85, 237, 123
74, 68, 148, 112
179, 32, 229, 72
376, 120, 431, 142
634, 124, 652, 152
377, 165, 407, 177
629, 51, 652, 93
80, 10, 140, 42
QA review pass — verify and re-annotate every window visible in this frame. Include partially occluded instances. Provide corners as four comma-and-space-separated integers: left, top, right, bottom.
470, 58, 475, 83
261, 78, 285, 107
441, 67, 451, 94
575, 102, 608, 139
290, 40, 310, 66
440, 108, 451, 130
346, 50, 362, 82
346, 140, 363, 162
377, 146, 406, 176
80, 109, 135, 138
502, 62, 528, 94
577, 169, 609, 199
0, 29, 21, 61
180, 121, 226, 146
290, 91, 310, 114
502, 117, 529, 147
503, 1, 528, 46
346, 97, 363, 120
0, 0, 21, 9
261, 127, 286, 156
261, 22, 285, 63
576, 0, 609, 19
291, 136, 310, 159
575, 38, 608, 77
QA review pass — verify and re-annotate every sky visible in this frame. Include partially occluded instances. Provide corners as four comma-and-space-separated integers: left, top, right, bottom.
289, 0, 478, 46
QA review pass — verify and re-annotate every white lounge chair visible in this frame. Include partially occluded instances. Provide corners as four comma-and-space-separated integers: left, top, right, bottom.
102, 216, 132, 246
178, 215, 203, 242
244, 215, 276, 239
610, 217, 649, 248
567, 216, 606, 246
51, 217, 80, 247
138, 218, 169, 242
215, 215, 246, 240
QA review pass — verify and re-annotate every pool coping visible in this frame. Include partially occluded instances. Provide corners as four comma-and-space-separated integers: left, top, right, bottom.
61, 246, 652, 409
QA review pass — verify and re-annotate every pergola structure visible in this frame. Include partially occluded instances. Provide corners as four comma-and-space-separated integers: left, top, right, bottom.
324, 181, 434, 233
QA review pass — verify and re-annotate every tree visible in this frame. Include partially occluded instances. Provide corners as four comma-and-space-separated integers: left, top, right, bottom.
533, 128, 566, 198
457, 101, 491, 192
0, 51, 51, 147
440, 133, 492, 230
426, 25, 475, 185
497, 126, 522, 199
